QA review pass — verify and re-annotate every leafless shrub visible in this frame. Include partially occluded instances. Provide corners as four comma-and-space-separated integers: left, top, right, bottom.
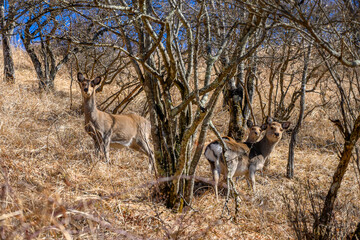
282, 180, 360, 240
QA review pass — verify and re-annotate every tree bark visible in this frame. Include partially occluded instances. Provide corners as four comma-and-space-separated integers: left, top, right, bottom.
243, 38, 257, 123
1, 30, 15, 83
0, 1, 15, 83
182, 80, 226, 206
287, 44, 311, 178
226, 51, 246, 141
314, 114, 360, 236
226, 84, 245, 141
20, 9, 76, 90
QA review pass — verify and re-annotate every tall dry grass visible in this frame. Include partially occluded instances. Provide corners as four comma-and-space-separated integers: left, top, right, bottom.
0, 48, 359, 239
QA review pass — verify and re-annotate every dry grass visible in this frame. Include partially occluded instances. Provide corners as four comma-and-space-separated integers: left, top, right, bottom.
0, 48, 359, 239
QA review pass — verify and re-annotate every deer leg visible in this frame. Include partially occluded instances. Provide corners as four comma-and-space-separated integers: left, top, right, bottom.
260, 157, 270, 176
211, 161, 220, 202
130, 139, 155, 173
88, 128, 101, 158
93, 140, 100, 157
87, 124, 102, 159
248, 164, 256, 192
141, 140, 155, 173
245, 172, 251, 188
102, 134, 111, 163
208, 160, 220, 201
226, 158, 237, 197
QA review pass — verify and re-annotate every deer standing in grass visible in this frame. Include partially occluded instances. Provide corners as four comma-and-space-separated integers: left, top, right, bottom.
204, 117, 290, 200
204, 119, 263, 199
77, 73, 154, 171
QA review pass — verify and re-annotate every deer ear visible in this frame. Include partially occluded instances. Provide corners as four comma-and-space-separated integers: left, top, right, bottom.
261, 123, 267, 131
93, 76, 101, 85
77, 72, 85, 82
246, 120, 254, 128
282, 122, 291, 129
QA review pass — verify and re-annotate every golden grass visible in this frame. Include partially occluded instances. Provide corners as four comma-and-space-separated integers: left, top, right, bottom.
0, 48, 359, 239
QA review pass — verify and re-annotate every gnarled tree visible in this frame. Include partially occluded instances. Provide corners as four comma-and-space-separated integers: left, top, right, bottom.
18, 2, 78, 90
54, 0, 269, 211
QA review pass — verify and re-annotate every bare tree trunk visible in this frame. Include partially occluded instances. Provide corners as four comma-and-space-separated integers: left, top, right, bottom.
0, 1, 15, 83
225, 46, 247, 142
1, 30, 15, 83
287, 44, 311, 178
226, 40, 257, 141
314, 114, 360, 236
243, 37, 257, 123
20, 8, 77, 91
226, 75, 245, 141
183, 82, 225, 206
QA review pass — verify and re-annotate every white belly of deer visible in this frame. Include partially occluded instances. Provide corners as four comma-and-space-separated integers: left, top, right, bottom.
110, 139, 133, 149
217, 160, 248, 177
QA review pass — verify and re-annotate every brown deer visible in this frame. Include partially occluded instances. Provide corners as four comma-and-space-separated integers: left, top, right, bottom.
244, 120, 263, 145
220, 120, 263, 146
77, 72, 154, 171
204, 117, 290, 200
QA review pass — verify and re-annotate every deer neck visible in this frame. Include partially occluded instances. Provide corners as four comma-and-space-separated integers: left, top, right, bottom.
255, 135, 278, 159
83, 94, 100, 123
246, 135, 256, 143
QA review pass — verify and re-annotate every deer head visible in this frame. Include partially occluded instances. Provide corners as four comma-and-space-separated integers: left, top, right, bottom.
77, 73, 101, 98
